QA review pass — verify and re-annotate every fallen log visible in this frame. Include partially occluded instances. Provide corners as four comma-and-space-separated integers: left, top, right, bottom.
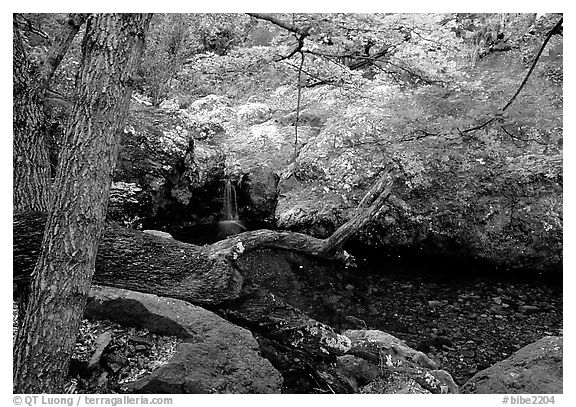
13, 166, 394, 367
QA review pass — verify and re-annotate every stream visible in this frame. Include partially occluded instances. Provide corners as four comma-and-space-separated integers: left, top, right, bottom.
237, 248, 562, 386
171, 221, 562, 387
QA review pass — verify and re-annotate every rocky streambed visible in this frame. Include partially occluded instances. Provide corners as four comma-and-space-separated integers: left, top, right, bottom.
236, 248, 562, 386
13, 246, 562, 393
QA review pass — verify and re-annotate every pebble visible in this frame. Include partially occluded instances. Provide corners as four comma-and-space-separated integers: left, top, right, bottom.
519, 305, 540, 314
129, 335, 154, 347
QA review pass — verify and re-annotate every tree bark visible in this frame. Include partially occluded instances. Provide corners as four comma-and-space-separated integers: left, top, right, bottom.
13, 13, 88, 326
13, 14, 151, 394
13, 13, 89, 212
13, 212, 350, 362
13, 22, 53, 212
38, 14, 88, 89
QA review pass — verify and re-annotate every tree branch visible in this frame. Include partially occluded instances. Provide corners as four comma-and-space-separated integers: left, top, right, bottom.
39, 13, 89, 88
294, 52, 305, 159
14, 14, 51, 43
501, 17, 562, 112
462, 17, 563, 135
247, 13, 309, 36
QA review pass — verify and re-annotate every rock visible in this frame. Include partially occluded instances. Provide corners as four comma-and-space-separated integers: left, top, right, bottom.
169, 140, 227, 206
335, 355, 380, 392
461, 336, 562, 394
236, 102, 272, 125
519, 305, 540, 314
237, 166, 279, 221
104, 351, 128, 373
86, 286, 192, 337
128, 335, 154, 347
277, 107, 330, 129
274, 102, 562, 272
143, 230, 173, 239
225, 121, 300, 172
187, 95, 232, 116
428, 300, 443, 308
110, 99, 238, 228
275, 178, 344, 238
130, 340, 282, 394
361, 375, 429, 394
85, 285, 283, 394
411, 351, 438, 369
429, 369, 459, 393
107, 182, 145, 225
88, 331, 112, 370
159, 98, 180, 111
344, 330, 437, 370
110, 103, 192, 225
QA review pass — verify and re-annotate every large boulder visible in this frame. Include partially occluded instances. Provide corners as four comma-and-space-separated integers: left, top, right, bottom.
236, 102, 272, 125
238, 166, 279, 221
334, 329, 459, 394
110, 102, 192, 225
85, 286, 283, 394
271, 33, 562, 272
344, 329, 438, 370
461, 336, 562, 394
168, 139, 227, 207
183, 95, 235, 140
275, 129, 562, 271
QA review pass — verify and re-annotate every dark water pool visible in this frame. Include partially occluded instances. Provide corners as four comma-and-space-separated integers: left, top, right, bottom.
236, 248, 562, 385
168, 222, 562, 385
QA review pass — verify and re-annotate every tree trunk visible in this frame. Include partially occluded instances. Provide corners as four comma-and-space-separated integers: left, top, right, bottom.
38, 14, 88, 89
13, 13, 89, 212
13, 13, 88, 326
14, 168, 393, 377
13, 23, 53, 212
13, 212, 351, 363
13, 14, 151, 394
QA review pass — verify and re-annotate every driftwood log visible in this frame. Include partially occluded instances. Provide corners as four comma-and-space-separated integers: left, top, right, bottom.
13, 166, 394, 390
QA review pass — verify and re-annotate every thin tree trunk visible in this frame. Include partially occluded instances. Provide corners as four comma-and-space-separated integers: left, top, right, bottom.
39, 14, 88, 88
13, 13, 151, 394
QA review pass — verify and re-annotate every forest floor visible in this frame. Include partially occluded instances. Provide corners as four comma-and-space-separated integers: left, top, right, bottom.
12, 305, 182, 393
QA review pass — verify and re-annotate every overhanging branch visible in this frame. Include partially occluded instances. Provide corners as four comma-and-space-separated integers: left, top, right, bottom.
247, 13, 309, 36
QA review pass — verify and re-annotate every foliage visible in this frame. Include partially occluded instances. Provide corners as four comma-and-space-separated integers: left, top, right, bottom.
136, 13, 254, 105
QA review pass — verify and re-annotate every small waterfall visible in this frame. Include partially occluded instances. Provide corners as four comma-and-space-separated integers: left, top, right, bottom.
223, 179, 239, 221
218, 180, 246, 239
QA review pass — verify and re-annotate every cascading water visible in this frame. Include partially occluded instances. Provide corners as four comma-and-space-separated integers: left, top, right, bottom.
218, 179, 246, 239
223, 179, 239, 221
